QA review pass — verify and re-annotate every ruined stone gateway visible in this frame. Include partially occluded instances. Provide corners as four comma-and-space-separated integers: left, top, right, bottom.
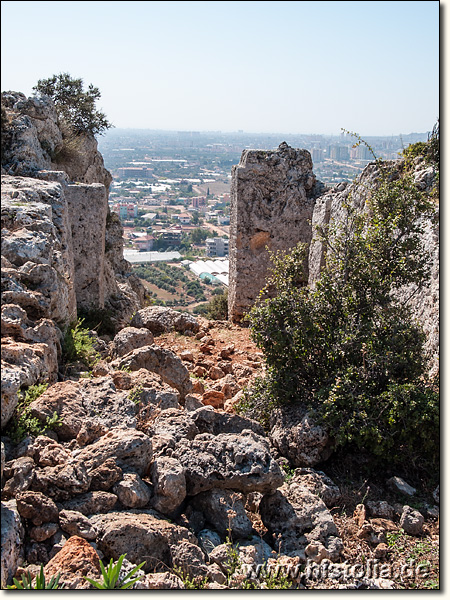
228, 142, 321, 323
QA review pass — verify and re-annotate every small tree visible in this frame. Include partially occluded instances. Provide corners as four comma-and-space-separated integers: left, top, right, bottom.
33, 73, 112, 136
245, 152, 438, 469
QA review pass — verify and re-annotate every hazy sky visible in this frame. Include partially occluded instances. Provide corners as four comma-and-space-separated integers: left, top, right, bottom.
1, 1, 440, 136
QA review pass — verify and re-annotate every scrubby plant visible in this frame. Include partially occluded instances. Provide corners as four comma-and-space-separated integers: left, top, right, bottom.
62, 318, 100, 367
83, 554, 145, 589
206, 289, 228, 320
4, 384, 62, 443
33, 73, 112, 137
7, 565, 64, 589
245, 147, 439, 471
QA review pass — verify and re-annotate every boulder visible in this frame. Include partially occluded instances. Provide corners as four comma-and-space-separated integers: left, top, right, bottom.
150, 456, 187, 515
387, 476, 417, 497
59, 510, 97, 540
173, 429, 284, 495
269, 404, 333, 467
113, 473, 151, 509
259, 482, 343, 562
150, 408, 199, 443
89, 458, 123, 491
131, 306, 200, 336
91, 509, 197, 572
74, 428, 152, 477
28, 378, 136, 441
135, 572, 185, 589
197, 529, 222, 556
191, 405, 265, 437
29, 521, 59, 542
170, 540, 209, 579
194, 489, 253, 539
2, 456, 35, 497
15, 490, 59, 526
111, 326, 154, 357
61, 491, 118, 516
400, 505, 424, 536
366, 500, 395, 519
1, 500, 25, 588
202, 390, 225, 408
44, 535, 101, 589
290, 468, 341, 508
31, 459, 92, 501
110, 345, 192, 398
25, 435, 71, 467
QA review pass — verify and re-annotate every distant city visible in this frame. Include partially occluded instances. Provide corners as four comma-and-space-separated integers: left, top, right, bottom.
97, 128, 429, 312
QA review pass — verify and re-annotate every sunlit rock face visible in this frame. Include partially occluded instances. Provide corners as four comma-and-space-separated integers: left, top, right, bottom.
228, 142, 319, 323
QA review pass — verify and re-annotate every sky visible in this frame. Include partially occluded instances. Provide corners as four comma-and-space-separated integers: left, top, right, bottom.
1, 1, 440, 136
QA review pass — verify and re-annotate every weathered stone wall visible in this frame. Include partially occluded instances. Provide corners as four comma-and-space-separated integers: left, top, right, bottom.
66, 183, 108, 309
228, 143, 319, 322
1, 92, 145, 426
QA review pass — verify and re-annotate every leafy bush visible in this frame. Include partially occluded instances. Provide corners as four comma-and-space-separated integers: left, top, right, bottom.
246, 157, 438, 469
206, 290, 228, 320
33, 73, 112, 137
63, 319, 100, 367
4, 384, 63, 443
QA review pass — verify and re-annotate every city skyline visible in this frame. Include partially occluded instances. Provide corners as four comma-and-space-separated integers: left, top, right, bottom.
1, 1, 440, 136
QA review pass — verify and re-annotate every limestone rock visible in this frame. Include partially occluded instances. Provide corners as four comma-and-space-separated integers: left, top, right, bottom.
150, 408, 199, 443
74, 427, 152, 476
387, 476, 417, 497
290, 468, 341, 508
61, 491, 118, 516
110, 345, 192, 398
194, 489, 252, 539
113, 473, 151, 509
89, 458, 123, 491
170, 540, 209, 579
400, 505, 424, 536
2, 456, 36, 497
135, 572, 185, 589
190, 405, 265, 437
1, 500, 25, 588
111, 326, 154, 357
44, 535, 101, 589
15, 490, 59, 526
91, 509, 197, 572
259, 482, 343, 562
366, 500, 395, 519
229, 143, 318, 322
59, 510, 97, 540
131, 306, 200, 336
173, 429, 284, 496
150, 456, 187, 515
197, 529, 222, 555
31, 459, 92, 501
269, 404, 333, 467
28, 378, 136, 441
29, 521, 59, 542
202, 390, 225, 408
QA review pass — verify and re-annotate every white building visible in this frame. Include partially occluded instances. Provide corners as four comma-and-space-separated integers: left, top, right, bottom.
206, 237, 229, 257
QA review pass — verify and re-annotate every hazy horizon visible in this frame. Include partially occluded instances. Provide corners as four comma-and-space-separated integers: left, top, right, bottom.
1, 1, 440, 137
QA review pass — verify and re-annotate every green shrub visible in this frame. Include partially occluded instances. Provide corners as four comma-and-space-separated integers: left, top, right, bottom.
206, 290, 228, 320
246, 157, 438, 470
63, 319, 100, 367
4, 384, 63, 443
33, 73, 112, 137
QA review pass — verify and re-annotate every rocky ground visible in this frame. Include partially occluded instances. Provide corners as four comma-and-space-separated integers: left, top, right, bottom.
1, 308, 439, 590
